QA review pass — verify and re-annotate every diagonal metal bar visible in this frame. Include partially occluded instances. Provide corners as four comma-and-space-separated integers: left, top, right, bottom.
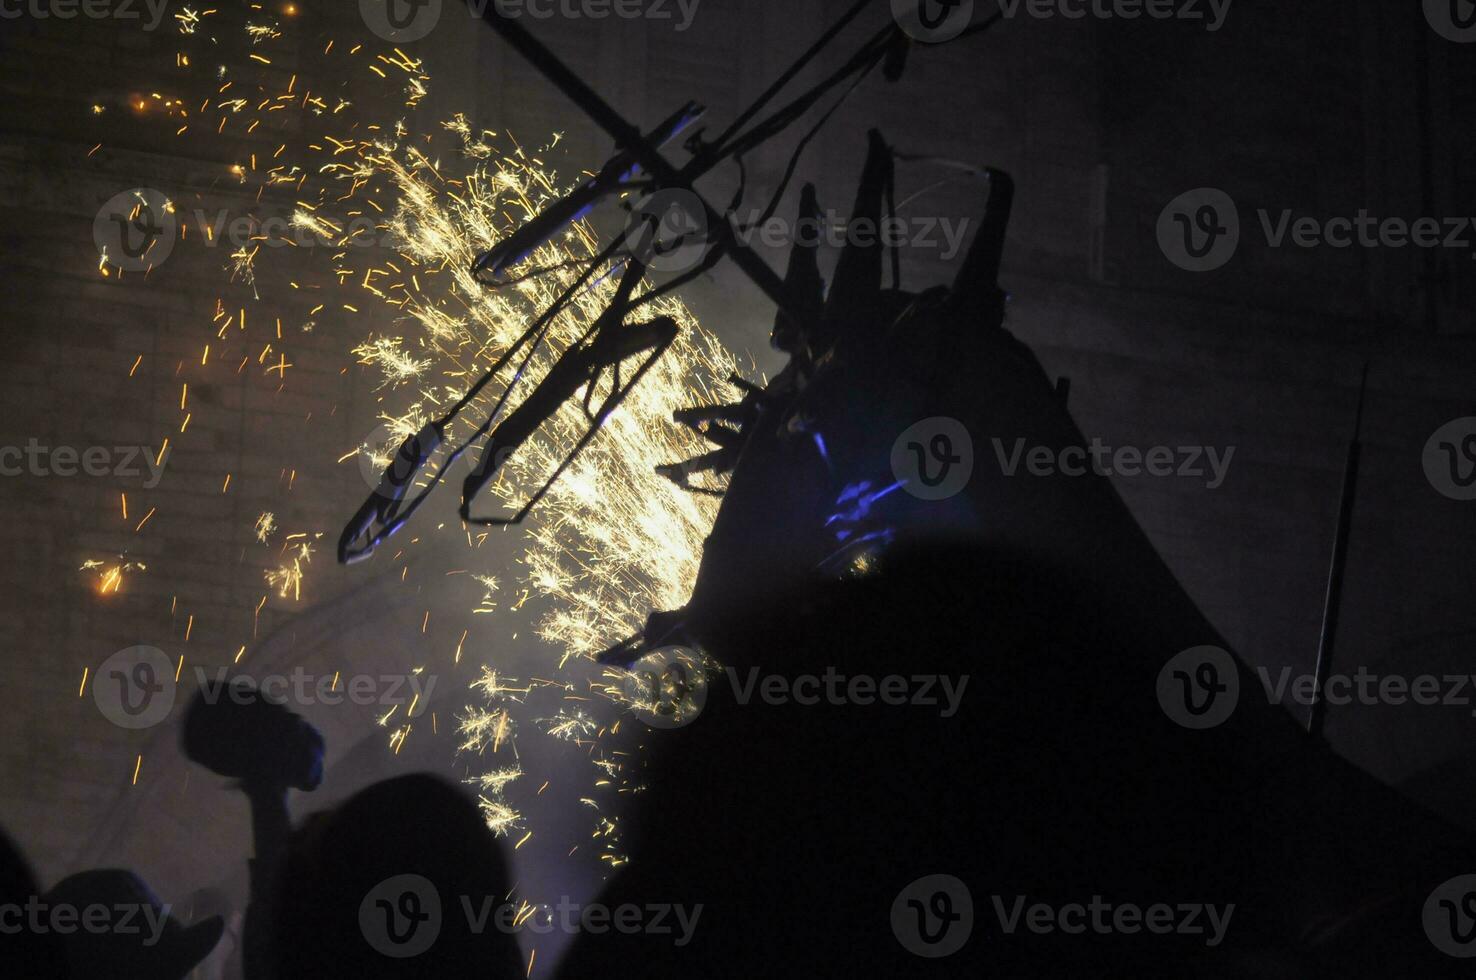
470, 2, 801, 317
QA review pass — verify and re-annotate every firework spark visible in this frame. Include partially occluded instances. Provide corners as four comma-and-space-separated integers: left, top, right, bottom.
114, 10, 744, 874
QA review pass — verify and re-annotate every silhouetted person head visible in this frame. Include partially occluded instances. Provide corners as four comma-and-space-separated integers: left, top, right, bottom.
40, 868, 223, 980
272, 773, 521, 978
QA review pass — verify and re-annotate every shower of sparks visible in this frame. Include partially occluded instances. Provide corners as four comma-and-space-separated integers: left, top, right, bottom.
106, 9, 745, 880
80, 558, 147, 596
351, 336, 431, 387
469, 665, 529, 703
540, 709, 598, 742
265, 537, 316, 600
174, 7, 203, 34
477, 795, 524, 838
459, 706, 517, 755
473, 574, 502, 614
470, 766, 524, 796
245, 23, 282, 45
228, 245, 260, 299
338, 117, 739, 666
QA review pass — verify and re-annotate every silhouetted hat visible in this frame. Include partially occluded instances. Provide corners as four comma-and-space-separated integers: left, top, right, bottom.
41, 868, 224, 980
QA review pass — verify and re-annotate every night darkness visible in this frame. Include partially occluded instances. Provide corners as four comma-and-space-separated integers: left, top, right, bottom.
1, 1, 1476, 978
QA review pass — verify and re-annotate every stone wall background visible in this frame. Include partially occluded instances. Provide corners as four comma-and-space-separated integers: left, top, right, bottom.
0, 0, 1473, 909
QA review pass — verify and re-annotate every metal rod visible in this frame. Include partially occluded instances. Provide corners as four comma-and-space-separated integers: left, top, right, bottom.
705, 0, 878, 152
1308, 362, 1370, 739
470, 2, 799, 316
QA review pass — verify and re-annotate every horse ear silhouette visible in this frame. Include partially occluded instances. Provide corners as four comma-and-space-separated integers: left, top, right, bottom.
771, 183, 826, 357
950, 167, 1014, 326
816, 129, 893, 355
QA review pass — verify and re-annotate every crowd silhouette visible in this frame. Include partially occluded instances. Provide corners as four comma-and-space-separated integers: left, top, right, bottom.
2, 678, 523, 979
6, 543, 1476, 978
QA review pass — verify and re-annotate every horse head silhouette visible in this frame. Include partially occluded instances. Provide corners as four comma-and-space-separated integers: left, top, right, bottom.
581, 129, 1476, 978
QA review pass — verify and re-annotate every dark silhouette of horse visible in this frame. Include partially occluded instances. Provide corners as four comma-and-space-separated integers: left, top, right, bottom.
562, 132, 1476, 978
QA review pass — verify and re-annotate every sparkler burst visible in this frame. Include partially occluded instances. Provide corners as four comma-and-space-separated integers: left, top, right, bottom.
104, 7, 744, 865
340, 99, 739, 664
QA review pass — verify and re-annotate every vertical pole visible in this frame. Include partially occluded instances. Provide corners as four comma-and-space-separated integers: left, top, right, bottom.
1308, 362, 1370, 739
